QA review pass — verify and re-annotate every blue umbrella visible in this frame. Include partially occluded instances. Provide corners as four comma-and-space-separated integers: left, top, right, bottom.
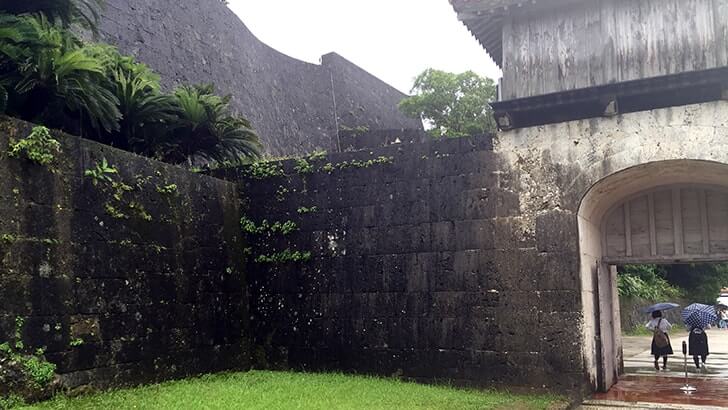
642, 302, 680, 313
681, 303, 718, 329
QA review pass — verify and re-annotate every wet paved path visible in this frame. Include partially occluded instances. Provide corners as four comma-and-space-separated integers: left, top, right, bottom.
583, 330, 728, 408
623, 329, 728, 378
591, 375, 728, 407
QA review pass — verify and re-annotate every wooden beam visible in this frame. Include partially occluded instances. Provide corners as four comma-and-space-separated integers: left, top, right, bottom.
672, 188, 684, 256
605, 253, 728, 265
624, 202, 632, 257
700, 189, 710, 254
648, 193, 657, 256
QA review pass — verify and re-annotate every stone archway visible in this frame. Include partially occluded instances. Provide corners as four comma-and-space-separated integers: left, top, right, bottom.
577, 160, 728, 392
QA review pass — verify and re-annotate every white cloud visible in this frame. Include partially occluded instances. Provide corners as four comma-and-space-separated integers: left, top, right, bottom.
227, 0, 502, 94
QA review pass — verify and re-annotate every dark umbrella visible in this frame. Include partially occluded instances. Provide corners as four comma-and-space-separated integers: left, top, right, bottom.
642, 302, 680, 313
682, 303, 718, 329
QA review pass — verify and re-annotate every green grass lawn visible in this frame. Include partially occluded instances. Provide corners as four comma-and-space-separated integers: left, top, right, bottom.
21, 370, 567, 410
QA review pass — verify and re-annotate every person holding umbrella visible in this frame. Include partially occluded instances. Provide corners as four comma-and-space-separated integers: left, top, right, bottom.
646, 310, 674, 370
682, 303, 718, 371
643, 303, 679, 371
688, 324, 709, 370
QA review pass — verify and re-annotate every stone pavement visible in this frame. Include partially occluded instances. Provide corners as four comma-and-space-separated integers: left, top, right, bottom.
586, 375, 728, 408
623, 329, 728, 378
579, 330, 728, 409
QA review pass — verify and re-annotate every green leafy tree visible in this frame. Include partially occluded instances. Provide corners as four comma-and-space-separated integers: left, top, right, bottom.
662, 264, 728, 304
399, 68, 497, 138
617, 265, 682, 300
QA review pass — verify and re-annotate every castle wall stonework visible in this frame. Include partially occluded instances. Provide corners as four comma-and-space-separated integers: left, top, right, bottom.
497, 100, 728, 388
0, 117, 248, 390
223, 101, 728, 393
5, 101, 728, 395
97, 0, 421, 157
220, 134, 584, 391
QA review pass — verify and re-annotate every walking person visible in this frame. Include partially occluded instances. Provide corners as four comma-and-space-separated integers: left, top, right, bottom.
689, 325, 709, 370
719, 309, 728, 329
646, 310, 673, 371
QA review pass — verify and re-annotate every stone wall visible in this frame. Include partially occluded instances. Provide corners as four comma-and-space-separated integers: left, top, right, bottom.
216, 133, 584, 391
217, 102, 728, 393
497, 100, 728, 390
97, 0, 422, 157
0, 117, 248, 389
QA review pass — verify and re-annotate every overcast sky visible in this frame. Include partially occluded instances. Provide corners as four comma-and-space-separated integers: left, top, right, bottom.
227, 0, 502, 94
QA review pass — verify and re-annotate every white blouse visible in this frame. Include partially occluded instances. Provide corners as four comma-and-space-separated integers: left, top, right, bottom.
646, 317, 672, 333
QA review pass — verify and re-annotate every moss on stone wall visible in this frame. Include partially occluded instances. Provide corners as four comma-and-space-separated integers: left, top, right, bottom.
0, 117, 250, 399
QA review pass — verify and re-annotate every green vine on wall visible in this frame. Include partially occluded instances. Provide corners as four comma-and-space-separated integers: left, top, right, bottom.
241, 149, 393, 266
84, 158, 154, 221
296, 206, 318, 215
244, 162, 284, 179
240, 217, 298, 235
293, 150, 327, 175
7, 126, 61, 168
240, 214, 310, 265
321, 156, 394, 174
0, 317, 57, 390
155, 184, 178, 195
255, 250, 312, 264
0, 234, 58, 246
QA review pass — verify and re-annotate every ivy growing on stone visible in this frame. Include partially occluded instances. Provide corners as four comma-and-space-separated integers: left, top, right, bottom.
85, 158, 156, 222
244, 162, 284, 179
294, 158, 314, 174
84, 157, 118, 186
296, 206, 318, 214
0, 317, 57, 405
254, 250, 312, 264
155, 184, 178, 195
240, 217, 298, 235
7, 126, 61, 167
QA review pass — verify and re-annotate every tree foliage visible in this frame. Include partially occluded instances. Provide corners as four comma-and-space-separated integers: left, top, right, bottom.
661, 263, 728, 304
0, 0, 104, 32
2, 15, 121, 134
0, 6, 262, 168
617, 265, 682, 301
618, 263, 728, 304
399, 69, 497, 138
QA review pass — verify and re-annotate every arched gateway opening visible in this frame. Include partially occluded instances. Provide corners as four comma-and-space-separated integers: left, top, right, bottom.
578, 159, 728, 392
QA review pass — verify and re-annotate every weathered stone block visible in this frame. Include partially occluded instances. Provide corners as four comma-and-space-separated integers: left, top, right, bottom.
455, 219, 495, 251
493, 249, 541, 290
494, 217, 537, 250
537, 251, 580, 291
536, 209, 578, 253
495, 188, 521, 217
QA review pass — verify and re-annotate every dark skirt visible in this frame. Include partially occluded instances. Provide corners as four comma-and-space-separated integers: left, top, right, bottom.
689, 330, 709, 356
651, 334, 674, 356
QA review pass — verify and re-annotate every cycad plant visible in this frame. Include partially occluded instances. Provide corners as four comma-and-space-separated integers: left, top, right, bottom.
0, 0, 104, 32
0, 5, 265, 166
86, 45, 179, 151
163, 84, 262, 167
0, 14, 121, 135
